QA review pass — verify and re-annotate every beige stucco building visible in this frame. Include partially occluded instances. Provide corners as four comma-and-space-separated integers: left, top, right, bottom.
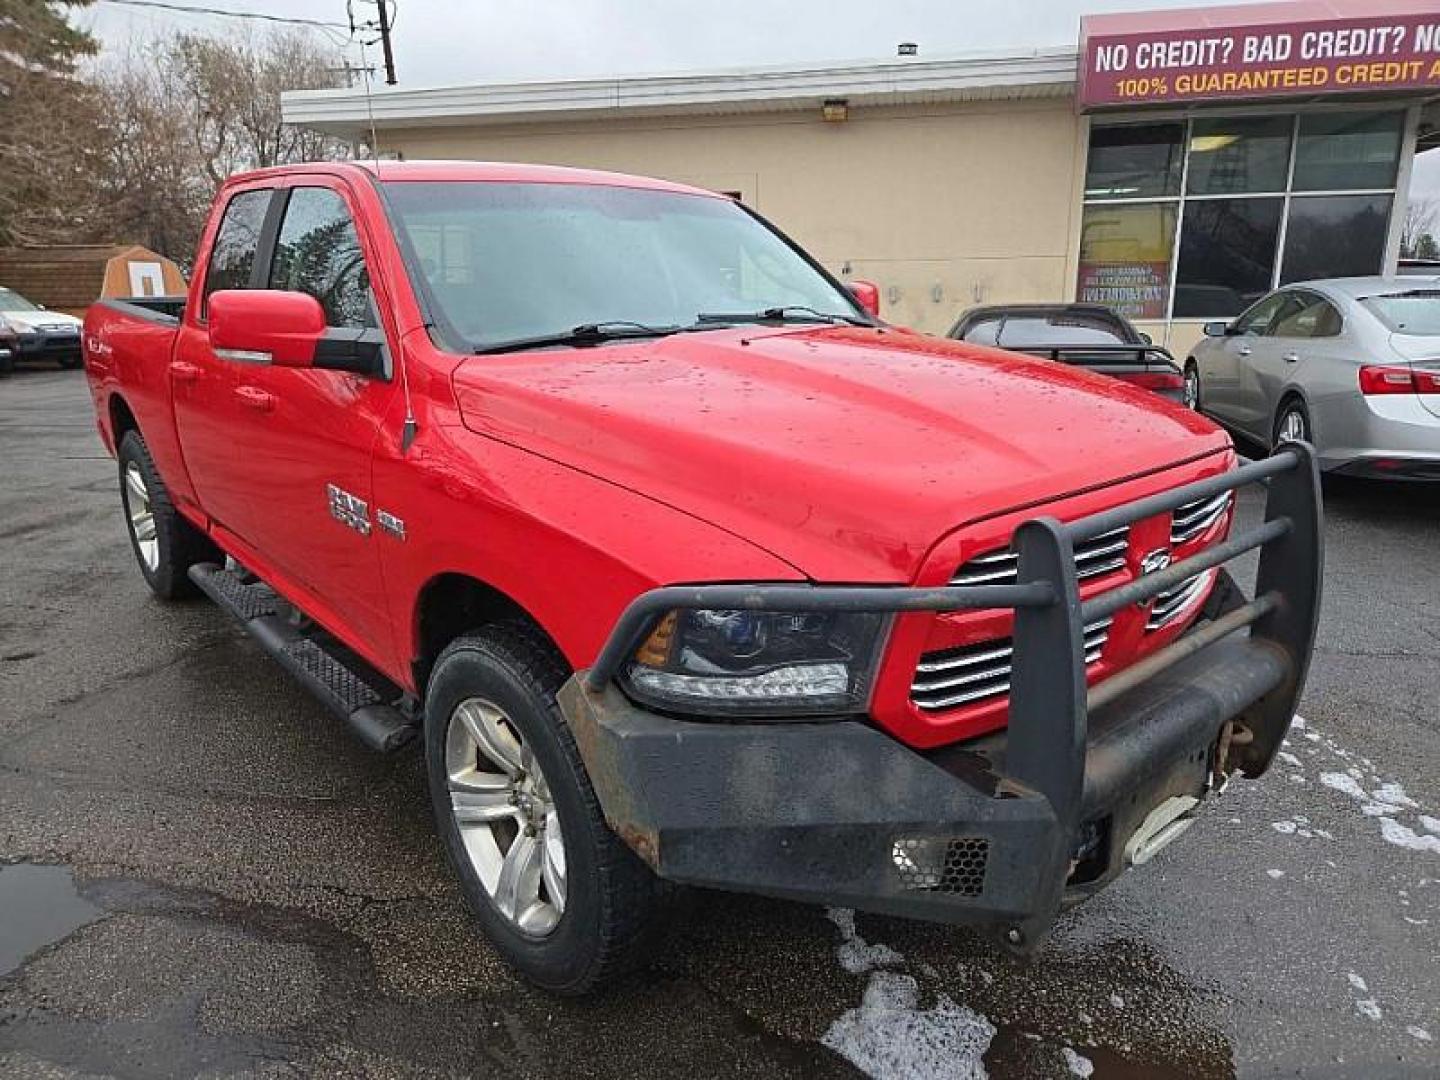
283, 4, 1438, 360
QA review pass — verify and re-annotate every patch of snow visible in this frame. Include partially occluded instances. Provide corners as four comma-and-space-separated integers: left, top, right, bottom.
1303, 731, 1321, 742
1291, 715, 1306, 729
1347, 973, 1368, 993
1354, 998, 1382, 1022
1419, 816, 1440, 837
1314, 828, 1334, 841
1278, 751, 1302, 767
1320, 772, 1366, 800
822, 971, 995, 1080
1266, 869, 1285, 879
1289, 775, 1308, 784
1408, 1026, 1433, 1043
1346, 767, 1364, 780
1361, 803, 1393, 817
1371, 783, 1418, 809
1062, 1046, 1095, 1077
828, 908, 905, 974
1378, 817, 1440, 855
1272, 820, 1298, 834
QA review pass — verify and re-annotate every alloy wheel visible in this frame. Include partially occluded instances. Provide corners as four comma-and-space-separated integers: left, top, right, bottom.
445, 696, 568, 937
1278, 407, 1307, 443
123, 462, 160, 572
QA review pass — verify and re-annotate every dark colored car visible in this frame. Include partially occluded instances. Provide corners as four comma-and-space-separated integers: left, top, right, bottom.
0, 317, 16, 376
948, 303, 1187, 402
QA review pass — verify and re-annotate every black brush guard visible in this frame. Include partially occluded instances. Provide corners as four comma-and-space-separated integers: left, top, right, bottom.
557, 444, 1322, 953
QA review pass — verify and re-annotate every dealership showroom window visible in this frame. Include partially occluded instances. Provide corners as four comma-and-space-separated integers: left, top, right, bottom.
1078, 108, 1405, 322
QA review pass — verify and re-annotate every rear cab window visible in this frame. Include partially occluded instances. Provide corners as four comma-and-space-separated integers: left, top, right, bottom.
201, 188, 272, 318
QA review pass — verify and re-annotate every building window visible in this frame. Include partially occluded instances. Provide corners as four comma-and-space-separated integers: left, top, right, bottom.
1079, 109, 1404, 321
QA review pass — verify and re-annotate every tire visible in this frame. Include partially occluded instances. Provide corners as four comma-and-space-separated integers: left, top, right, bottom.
1183, 361, 1201, 411
1273, 398, 1311, 448
424, 626, 668, 994
116, 429, 219, 600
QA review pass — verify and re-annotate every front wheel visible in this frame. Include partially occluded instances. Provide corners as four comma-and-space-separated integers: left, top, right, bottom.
424, 627, 668, 994
1273, 399, 1311, 447
1183, 362, 1201, 411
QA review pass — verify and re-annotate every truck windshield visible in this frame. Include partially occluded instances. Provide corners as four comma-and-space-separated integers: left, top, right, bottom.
383, 181, 864, 352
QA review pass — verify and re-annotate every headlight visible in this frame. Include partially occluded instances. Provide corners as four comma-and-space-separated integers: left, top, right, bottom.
619, 608, 889, 717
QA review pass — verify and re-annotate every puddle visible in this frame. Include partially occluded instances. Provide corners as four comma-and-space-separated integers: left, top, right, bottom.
0, 863, 104, 976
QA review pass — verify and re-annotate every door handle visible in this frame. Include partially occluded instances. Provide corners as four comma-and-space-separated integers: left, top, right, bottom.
170, 360, 203, 382
1283, 352, 1299, 363
235, 385, 277, 413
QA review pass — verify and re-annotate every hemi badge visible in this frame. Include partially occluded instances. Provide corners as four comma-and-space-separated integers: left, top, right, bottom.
377, 510, 406, 540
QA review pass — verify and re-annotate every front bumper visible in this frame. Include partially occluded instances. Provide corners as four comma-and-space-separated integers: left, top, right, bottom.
559, 446, 1323, 953
16, 331, 81, 361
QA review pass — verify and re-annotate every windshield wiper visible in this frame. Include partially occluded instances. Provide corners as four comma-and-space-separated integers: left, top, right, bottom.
695, 305, 871, 327
474, 321, 683, 355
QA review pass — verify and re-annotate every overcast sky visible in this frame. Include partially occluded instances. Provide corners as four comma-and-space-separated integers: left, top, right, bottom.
76, 0, 1439, 201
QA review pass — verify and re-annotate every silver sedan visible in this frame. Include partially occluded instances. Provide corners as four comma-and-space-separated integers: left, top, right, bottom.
1185, 277, 1440, 480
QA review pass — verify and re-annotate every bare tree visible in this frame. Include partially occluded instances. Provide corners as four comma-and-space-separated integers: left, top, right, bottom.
1400, 198, 1439, 259
161, 29, 350, 189
85, 28, 350, 262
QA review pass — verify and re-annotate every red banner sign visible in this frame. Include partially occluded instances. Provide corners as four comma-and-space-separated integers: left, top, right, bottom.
1080, 10, 1440, 107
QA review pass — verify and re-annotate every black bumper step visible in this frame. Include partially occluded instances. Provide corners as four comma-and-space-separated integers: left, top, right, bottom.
188, 563, 417, 753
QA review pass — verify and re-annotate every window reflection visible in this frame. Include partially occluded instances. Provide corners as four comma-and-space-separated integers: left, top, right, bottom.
1174, 199, 1283, 317
1281, 194, 1391, 284
1186, 117, 1291, 196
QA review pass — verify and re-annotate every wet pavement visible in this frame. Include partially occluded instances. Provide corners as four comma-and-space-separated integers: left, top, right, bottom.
1, 368, 1437, 1078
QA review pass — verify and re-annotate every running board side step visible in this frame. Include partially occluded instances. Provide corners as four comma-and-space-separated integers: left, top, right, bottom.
188, 563, 417, 753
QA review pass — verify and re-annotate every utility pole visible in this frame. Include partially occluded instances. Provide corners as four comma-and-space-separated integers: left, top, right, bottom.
376, 0, 397, 85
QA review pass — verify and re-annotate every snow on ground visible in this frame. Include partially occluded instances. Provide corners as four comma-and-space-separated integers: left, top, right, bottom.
1060, 1046, 1095, 1077
822, 908, 995, 1078
822, 971, 996, 1080
1275, 718, 1438, 857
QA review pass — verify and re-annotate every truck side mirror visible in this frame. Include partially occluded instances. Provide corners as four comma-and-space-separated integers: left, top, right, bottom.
209, 289, 326, 367
847, 280, 881, 319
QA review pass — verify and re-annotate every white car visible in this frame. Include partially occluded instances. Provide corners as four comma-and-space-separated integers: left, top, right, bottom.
0, 286, 83, 369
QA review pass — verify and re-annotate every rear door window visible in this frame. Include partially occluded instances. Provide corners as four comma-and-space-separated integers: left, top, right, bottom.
1271, 293, 1343, 338
202, 189, 272, 316
269, 187, 377, 329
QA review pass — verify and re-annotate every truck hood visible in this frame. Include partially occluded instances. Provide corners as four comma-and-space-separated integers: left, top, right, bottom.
452, 326, 1229, 581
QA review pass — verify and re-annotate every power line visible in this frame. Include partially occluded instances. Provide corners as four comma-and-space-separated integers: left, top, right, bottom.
97, 0, 349, 31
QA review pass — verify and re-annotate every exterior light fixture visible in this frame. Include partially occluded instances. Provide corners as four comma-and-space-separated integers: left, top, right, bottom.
898, 42, 919, 56
822, 98, 849, 123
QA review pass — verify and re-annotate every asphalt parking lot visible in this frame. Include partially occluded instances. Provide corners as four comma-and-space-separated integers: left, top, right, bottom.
1, 368, 1437, 1079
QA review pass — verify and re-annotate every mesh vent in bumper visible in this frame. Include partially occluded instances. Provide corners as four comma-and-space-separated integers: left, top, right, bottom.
892, 837, 989, 896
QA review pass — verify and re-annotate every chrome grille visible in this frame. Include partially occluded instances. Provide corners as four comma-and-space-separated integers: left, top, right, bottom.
1146, 571, 1211, 631
1171, 491, 1231, 544
911, 617, 1112, 711
950, 526, 1129, 587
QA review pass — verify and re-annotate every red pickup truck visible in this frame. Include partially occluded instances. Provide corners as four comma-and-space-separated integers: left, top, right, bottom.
83, 161, 1322, 994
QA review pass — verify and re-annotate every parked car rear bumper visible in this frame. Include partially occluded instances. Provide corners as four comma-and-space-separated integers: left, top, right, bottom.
1317, 395, 1440, 477
560, 446, 1323, 953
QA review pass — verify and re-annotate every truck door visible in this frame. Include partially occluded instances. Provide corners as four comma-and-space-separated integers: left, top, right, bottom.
223, 180, 402, 664
171, 184, 277, 545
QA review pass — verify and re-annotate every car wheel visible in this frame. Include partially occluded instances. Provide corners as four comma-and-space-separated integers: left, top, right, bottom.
424, 627, 668, 994
117, 429, 220, 600
1183, 362, 1202, 410
1273, 398, 1311, 447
